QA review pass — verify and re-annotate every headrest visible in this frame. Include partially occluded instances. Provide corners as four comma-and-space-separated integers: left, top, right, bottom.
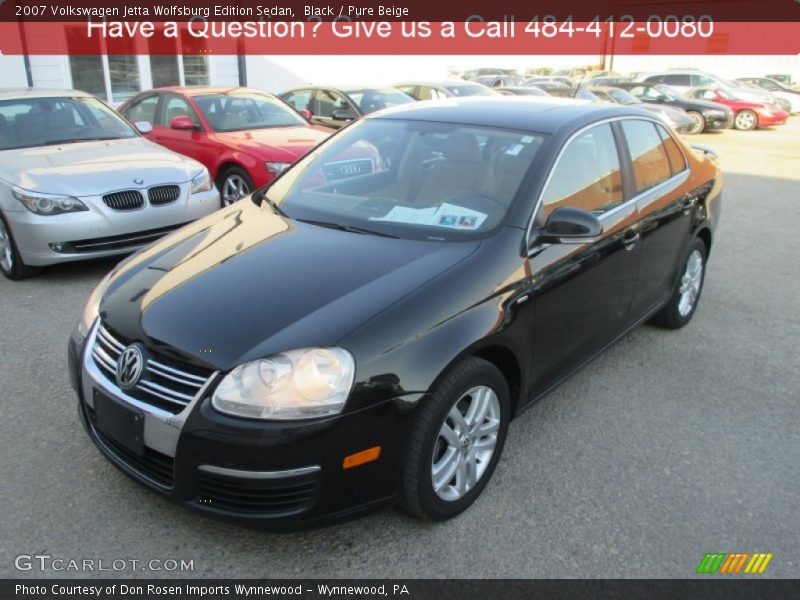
447, 132, 481, 162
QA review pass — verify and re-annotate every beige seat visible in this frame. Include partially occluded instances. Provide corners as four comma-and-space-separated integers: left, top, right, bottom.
486, 139, 542, 203
416, 132, 489, 205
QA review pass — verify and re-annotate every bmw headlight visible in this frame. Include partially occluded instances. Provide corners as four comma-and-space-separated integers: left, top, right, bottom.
12, 187, 88, 216
212, 348, 355, 420
190, 168, 213, 194
77, 271, 113, 337
265, 161, 291, 175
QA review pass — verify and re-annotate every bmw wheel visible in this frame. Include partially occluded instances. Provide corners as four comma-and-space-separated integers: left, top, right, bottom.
651, 236, 707, 329
218, 167, 254, 207
0, 214, 40, 280
401, 356, 510, 521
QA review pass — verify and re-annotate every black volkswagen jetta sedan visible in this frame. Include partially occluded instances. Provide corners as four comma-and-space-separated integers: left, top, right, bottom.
69, 97, 721, 528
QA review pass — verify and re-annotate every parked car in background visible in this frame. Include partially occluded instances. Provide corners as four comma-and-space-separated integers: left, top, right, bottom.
118, 87, 332, 206
462, 68, 518, 80
473, 75, 522, 88
70, 97, 721, 527
526, 81, 572, 93
684, 87, 789, 130
636, 70, 780, 106
531, 86, 602, 102
279, 86, 414, 130
735, 78, 800, 114
394, 80, 498, 100
0, 88, 219, 280
612, 82, 733, 133
496, 86, 550, 97
587, 87, 695, 133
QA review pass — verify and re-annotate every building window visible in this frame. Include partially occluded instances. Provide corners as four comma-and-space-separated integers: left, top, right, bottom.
151, 56, 181, 88
183, 56, 210, 86
67, 27, 106, 99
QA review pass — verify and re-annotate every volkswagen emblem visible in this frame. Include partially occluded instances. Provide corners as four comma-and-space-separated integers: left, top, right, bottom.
133, 177, 144, 185
116, 345, 144, 390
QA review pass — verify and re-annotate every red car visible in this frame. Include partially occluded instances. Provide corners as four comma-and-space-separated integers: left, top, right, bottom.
685, 86, 789, 130
119, 87, 333, 206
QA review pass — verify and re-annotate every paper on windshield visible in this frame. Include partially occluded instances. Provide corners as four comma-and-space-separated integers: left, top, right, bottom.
370, 203, 487, 231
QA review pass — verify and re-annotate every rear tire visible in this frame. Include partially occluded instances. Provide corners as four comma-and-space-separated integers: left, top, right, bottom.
0, 213, 40, 281
401, 356, 510, 521
651, 237, 707, 329
734, 109, 757, 131
687, 111, 705, 134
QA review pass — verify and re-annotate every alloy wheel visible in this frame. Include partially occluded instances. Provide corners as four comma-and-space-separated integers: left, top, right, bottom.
688, 111, 704, 134
678, 250, 704, 317
431, 385, 501, 502
0, 219, 13, 272
221, 174, 252, 206
735, 111, 756, 130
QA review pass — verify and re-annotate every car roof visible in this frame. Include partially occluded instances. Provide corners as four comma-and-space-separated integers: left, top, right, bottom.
0, 88, 93, 100
395, 80, 483, 88
368, 96, 652, 134
148, 86, 261, 96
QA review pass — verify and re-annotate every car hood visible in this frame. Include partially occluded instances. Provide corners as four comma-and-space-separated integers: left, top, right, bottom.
0, 137, 201, 197
100, 200, 480, 371
212, 126, 332, 162
637, 103, 691, 122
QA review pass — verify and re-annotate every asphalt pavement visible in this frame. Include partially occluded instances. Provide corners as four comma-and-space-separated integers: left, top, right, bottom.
1, 118, 798, 579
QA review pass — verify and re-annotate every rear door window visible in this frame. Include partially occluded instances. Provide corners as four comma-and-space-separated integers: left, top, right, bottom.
620, 120, 673, 193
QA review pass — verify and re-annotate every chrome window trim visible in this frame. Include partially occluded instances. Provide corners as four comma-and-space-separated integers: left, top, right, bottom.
197, 465, 321, 480
525, 115, 691, 249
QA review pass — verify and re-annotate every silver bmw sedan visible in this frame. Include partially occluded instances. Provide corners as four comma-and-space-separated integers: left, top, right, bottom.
0, 88, 220, 280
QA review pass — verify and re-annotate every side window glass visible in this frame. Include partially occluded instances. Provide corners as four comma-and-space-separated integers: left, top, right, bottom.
284, 90, 312, 113
656, 124, 687, 175
541, 123, 624, 216
621, 120, 673, 193
315, 90, 349, 117
160, 95, 199, 127
123, 95, 158, 124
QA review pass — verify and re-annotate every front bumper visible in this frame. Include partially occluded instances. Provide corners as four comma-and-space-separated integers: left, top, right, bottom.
6, 187, 219, 266
703, 112, 734, 130
69, 323, 415, 529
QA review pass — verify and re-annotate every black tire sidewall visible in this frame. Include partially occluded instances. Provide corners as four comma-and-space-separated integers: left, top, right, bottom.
655, 237, 708, 328
0, 212, 34, 280
407, 358, 511, 521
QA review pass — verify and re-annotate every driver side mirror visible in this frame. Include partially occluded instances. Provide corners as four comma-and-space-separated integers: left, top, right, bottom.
535, 207, 603, 245
134, 121, 153, 134
332, 109, 357, 121
170, 115, 196, 131
300, 108, 313, 120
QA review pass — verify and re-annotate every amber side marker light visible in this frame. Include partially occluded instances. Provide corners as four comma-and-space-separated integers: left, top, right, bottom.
343, 446, 381, 469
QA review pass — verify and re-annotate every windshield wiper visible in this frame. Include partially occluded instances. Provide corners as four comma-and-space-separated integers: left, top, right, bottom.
43, 137, 122, 146
296, 218, 399, 239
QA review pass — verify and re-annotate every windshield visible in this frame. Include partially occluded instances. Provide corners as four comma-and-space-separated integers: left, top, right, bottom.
0, 96, 137, 151
608, 89, 640, 105
654, 84, 681, 100
265, 118, 546, 241
445, 83, 497, 97
344, 89, 414, 114
194, 93, 306, 132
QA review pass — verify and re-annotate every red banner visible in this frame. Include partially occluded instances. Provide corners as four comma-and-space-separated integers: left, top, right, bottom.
2, 21, 799, 55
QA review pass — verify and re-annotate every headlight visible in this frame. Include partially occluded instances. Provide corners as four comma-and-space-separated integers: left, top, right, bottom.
190, 168, 213, 194
212, 348, 355, 420
12, 187, 88, 216
265, 161, 291, 175
77, 272, 113, 338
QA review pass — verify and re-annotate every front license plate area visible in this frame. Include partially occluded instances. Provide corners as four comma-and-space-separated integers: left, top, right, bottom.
93, 390, 145, 456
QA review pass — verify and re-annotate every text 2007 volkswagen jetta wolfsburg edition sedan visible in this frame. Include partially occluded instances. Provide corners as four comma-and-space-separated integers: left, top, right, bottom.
69, 97, 721, 527
0, 89, 219, 280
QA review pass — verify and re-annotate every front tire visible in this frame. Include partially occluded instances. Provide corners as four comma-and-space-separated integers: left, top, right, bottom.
734, 109, 758, 131
687, 111, 705, 134
651, 237, 707, 329
401, 356, 510, 521
217, 166, 254, 207
0, 213, 40, 281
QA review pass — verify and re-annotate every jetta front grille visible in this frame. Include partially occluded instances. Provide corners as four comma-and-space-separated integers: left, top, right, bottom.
91, 323, 214, 414
148, 185, 181, 206
103, 190, 145, 211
